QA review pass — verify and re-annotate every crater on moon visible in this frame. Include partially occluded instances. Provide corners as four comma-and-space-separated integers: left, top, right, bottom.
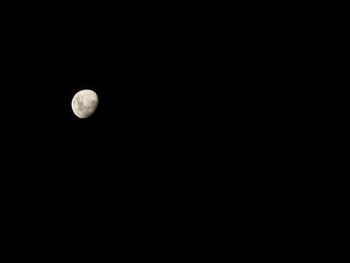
71, 89, 99, 119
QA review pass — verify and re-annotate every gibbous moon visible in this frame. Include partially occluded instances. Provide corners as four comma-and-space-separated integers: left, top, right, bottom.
71, 89, 99, 119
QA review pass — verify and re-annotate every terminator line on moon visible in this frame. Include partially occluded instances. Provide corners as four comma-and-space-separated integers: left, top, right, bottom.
71, 89, 99, 118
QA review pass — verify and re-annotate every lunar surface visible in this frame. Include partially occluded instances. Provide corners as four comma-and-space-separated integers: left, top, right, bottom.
71, 89, 99, 118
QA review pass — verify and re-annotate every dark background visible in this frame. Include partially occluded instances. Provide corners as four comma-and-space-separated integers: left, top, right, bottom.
0, 3, 291, 257
1, 4, 218, 245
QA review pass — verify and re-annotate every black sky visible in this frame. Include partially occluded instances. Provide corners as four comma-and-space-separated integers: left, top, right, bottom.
0, 3, 303, 256
1, 4, 215, 208
0, 4, 246, 255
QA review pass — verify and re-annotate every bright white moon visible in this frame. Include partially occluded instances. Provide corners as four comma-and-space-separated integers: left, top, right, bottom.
71, 89, 99, 119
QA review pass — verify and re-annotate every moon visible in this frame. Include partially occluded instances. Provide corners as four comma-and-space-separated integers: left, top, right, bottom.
71, 89, 99, 119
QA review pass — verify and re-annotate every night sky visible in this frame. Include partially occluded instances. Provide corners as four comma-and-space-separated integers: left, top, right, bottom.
1, 5, 220, 252
0, 2, 294, 256
2, 5, 213, 216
